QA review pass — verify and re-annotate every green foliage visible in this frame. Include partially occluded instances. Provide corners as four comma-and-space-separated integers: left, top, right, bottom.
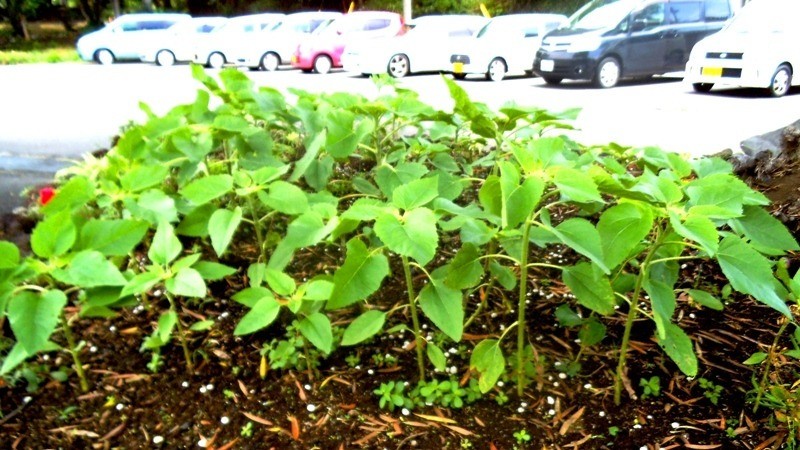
698, 378, 723, 405
640, 375, 661, 399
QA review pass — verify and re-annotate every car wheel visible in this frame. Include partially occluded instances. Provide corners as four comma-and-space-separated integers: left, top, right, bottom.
387, 53, 410, 78
95, 49, 115, 65
452, 73, 467, 80
207, 52, 226, 69
594, 57, 621, 88
543, 77, 563, 85
313, 55, 333, 74
156, 50, 176, 67
260, 52, 280, 71
692, 83, 713, 93
769, 64, 792, 98
486, 58, 507, 82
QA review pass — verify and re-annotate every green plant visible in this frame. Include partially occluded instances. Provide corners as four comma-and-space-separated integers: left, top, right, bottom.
640, 376, 661, 399
513, 429, 531, 444
698, 377, 723, 405
608, 425, 620, 437
240, 421, 254, 438
374, 381, 413, 412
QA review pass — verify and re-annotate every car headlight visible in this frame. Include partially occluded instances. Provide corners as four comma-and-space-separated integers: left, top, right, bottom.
566, 36, 601, 53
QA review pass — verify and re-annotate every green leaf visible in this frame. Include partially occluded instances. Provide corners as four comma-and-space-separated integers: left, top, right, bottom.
499, 161, 543, 229
172, 127, 213, 161
31, 210, 76, 258
121, 272, 161, 298
298, 312, 333, 353
77, 219, 148, 256
730, 206, 799, 253
717, 236, 791, 318
234, 295, 281, 335
208, 207, 243, 257
478, 175, 502, 218
179, 175, 233, 206
190, 320, 215, 331
685, 173, 755, 218
419, 279, 463, 342
303, 279, 333, 301
669, 211, 719, 256
148, 221, 182, 266
176, 204, 215, 237
326, 110, 374, 159
551, 219, 609, 274
40, 176, 93, 216
0, 241, 20, 269
392, 176, 439, 210
579, 317, 606, 346
193, 261, 236, 281
156, 310, 177, 344
0, 342, 33, 375
687, 289, 723, 311
328, 239, 389, 310
562, 263, 615, 315
305, 156, 334, 191
52, 250, 127, 288
232, 286, 272, 308
489, 261, 516, 290
470, 339, 505, 393
598, 203, 653, 269
445, 243, 484, 290
165, 268, 206, 298
131, 189, 178, 225
375, 162, 428, 199
260, 181, 309, 215
341, 310, 386, 346
552, 167, 603, 203
657, 323, 698, 376
743, 352, 768, 365
213, 114, 250, 132
630, 169, 683, 205
8, 290, 67, 354
375, 208, 438, 266
265, 269, 296, 296
121, 165, 169, 192
643, 277, 675, 340
554, 304, 583, 327
427, 343, 447, 372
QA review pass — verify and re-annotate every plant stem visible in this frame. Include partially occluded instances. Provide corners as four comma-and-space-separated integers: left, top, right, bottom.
753, 318, 790, 412
246, 195, 266, 262
61, 314, 89, 392
401, 255, 426, 382
165, 292, 194, 373
517, 220, 531, 397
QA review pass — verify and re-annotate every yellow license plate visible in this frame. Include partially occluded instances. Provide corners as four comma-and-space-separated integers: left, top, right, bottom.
291, 55, 297, 64
702, 67, 722, 77
453, 62, 463, 73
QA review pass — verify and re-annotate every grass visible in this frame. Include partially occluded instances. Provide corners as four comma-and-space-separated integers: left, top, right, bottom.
0, 21, 84, 64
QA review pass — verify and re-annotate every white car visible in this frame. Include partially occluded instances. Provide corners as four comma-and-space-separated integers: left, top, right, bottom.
139, 16, 228, 66
232, 11, 342, 71
450, 13, 568, 81
341, 14, 489, 78
685, 0, 800, 97
193, 13, 285, 68
76, 13, 191, 65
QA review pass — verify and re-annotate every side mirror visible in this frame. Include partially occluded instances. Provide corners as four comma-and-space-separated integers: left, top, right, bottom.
631, 18, 647, 32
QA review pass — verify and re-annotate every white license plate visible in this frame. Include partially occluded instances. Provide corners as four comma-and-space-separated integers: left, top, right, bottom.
540, 59, 554, 72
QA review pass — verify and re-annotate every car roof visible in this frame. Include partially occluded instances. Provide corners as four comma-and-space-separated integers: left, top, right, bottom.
114, 13, 191, 22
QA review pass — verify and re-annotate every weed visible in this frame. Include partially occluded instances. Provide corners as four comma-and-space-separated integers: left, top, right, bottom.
640, 376, 661, 399
698, 378, 723, 405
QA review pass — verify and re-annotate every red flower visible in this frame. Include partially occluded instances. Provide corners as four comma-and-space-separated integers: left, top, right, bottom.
39, 187, 55, 205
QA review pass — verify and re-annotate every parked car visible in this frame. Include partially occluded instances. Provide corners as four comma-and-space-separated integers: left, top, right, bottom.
449, 13, 567, 82
233, 11, 342, 71
685, 0, 800, 97
291, 11, 405, 74
138, 16, 228, 66
76, 13, 191, 65
533, 0, 740, 88
193, 13, 285, 68
341, 14, 489, 78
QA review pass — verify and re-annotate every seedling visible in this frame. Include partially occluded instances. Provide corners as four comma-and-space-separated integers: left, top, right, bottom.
513, 429, 531, 444
698, 378, 723, 405
640, 376, 661, 399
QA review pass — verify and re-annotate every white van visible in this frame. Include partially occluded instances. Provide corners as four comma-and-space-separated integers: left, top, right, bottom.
76, 13, 191, 65
685, 0, 800, 97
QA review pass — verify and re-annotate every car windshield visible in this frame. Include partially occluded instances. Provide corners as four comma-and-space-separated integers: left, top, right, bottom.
567, 0, 639, 31
274, 16, 334, 34
725, 1, 798, 32
476, 17, 528, 38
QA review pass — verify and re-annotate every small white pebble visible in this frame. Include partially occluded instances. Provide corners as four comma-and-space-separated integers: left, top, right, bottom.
23, 396, 32, 404
553, 382, 560, 387
547, 408, 556, 415
220, 416, 230, 425
647, 415, 653, 420
116, 403, 124, 411
90, 346, 98, 353
520, 402, 528, 408
153, 435, 164, 444
307, 404, 316, 412
182, 381, 189, 388
584, 383, 592, 389
633, 424, 642, 429
401, 408, 410, 416
109, 326, 117, 332
689, 313, 696, 319
199, 387, 207, 394
671, 422, 680, 429
558, 373, 567, 379
640, 446, 648, 450
304, 384, 312, 391
547, 396, 555, 405
554, 361, 562, 367
422, 324, 428, 329
497, 381, 504, 387
599, 411, 606, 417
517, 407, 525, 413
448, 348, 458, 354
449, 366, 457, 374
368, 369, 375, 375
198, 438, 208, 448
205, 384, 214, 391
42, 355, 50, 361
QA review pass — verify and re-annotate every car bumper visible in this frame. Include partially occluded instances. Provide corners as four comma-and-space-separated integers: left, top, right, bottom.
291, 53, 315, 70
533, 51, 596, 81
684, 58, 769, 89
450, 55, 489, 76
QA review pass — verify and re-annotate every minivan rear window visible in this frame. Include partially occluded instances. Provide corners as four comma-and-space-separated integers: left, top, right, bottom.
704, 0, 731, 21
669, 2, 702, 23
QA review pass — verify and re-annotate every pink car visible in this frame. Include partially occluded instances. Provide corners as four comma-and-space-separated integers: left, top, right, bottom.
292, 11, 404, 74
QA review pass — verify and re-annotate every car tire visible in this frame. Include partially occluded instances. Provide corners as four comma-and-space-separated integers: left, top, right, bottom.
156, 50, 176, 67
769, 64, 792, 98
543, 77, 563, 85
452, 73, 467, 80
692, 83, 713, 93
208, 52, 226, 69
313, 55, 332, 74
260, 52, 280, 71
486, 58, 507, 82
388, 53, 410, 78
95, 49, 115, 65
594, 57, 621, 88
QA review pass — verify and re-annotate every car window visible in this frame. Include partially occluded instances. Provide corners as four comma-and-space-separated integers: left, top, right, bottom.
448, 28, 477, 37
363, 19, 391, 31
669, 2, 702, 23
631, 3, 667, 30
704, 0, 731, 21
522, 26, 539, 38
120, 22, 140, 32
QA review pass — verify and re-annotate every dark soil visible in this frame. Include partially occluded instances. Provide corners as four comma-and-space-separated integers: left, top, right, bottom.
2, 144, 800, 449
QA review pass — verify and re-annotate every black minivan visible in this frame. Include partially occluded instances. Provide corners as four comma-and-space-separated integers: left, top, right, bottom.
532, 0, 738, 88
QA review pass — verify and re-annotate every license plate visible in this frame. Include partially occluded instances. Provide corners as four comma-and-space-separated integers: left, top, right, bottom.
702, 67, 722, 77
453, 62, 463, 73
291, 55, 297, 64
540, 59, 554, 72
